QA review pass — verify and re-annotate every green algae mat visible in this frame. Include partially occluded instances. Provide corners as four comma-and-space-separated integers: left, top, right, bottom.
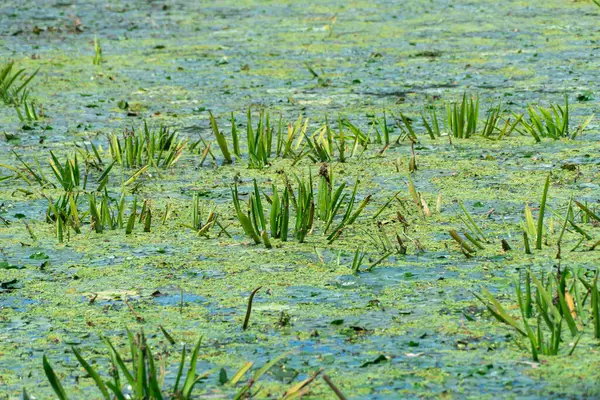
1, 0, 600, 398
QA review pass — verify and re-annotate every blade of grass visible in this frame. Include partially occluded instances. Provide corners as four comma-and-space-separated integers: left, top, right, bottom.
536, 175, 550, 250
243, 287, 262, 330
72, 347, 110, 400
43, 355, 69, 400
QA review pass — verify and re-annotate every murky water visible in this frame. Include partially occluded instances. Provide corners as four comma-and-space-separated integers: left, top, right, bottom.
1, 0, 600, 398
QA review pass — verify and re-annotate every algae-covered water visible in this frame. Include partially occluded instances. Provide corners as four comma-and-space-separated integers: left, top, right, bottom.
1, 0, 600, 399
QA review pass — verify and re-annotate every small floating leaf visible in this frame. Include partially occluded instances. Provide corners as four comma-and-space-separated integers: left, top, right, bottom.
0, 261, 23, 270
360, 354, 389, 368
29, 251, 48, 260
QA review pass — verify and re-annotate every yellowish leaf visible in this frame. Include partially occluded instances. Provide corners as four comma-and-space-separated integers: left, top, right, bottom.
565, 292, 577, 318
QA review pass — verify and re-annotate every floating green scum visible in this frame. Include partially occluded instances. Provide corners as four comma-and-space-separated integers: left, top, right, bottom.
1, 0, 600, 398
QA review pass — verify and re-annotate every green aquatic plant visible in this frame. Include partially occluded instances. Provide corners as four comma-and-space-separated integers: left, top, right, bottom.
580, 271, 600, 339
48, 148, 115, 192
231, 180, 284, 247
246, 108, 274, 168
350, 248, 367, 274
322, 374, 347, 400
407, 174, 428, 218
45, 192, 81, 242
456, 200, 487, 244
139, 199, 152, 233
75, 140, 107, 171
210, 108, 291, 167
93, 37, 102, 65
371, 111, 392, 145
204, 111, 376, 167
326, 15, 337, 38
232, 351, 294, 400
0, 61, 39, 105
293, 174, 315, 243
325, 178, 371, 244
449, 229, 476, 255
242, 286, 261, 330
227, 169, 368, 246
575, 200, 600, 228
338, 118, 351, 163
480, 103, 523, 139
480, 102, 502, 138
41, 328, 291, 400
363, 251, 393, 272
520, 95, 569, 141
303, 116, 366, 163
88, 193, 111, 233
109, 122, 186, 168
371, 225, 408, 255
234, 180, 266, 245
548, 196, 592, 252
277, 114, 309, 159
207, 110, 374, 167
86, 192, 142, 235
393, 112, 418, 143
269, 183, 290, 241
522, 175, 550, 251
304, 121, 335, 162
188, 134, 216, 166
49, 152, 82, 191
421, 104, 442, 139
475, 268, 583, 362
5, 151, 51, 187
519, 95, 592, 141
209, 110, 233, 164
446, 93, 479, 138
340, 117, 369, 151
229, 111, 241, 157
316, 164, 347, 229
14, 99, 39, 124
185, 193, 218, 237
42, 329, 211, 400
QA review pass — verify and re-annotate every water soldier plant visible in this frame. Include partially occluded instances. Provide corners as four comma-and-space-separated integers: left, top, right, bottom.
474, 267, 596, 362
518, 95, 594, 141
41, 328, 305, 400
446, 93, 479, 138
0, 61, 39, 105
185, 193, 219, 237
108, 122, 186, 169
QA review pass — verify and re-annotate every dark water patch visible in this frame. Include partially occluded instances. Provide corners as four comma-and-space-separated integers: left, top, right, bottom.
151, 286, 207, 306
0, 295, 38, 312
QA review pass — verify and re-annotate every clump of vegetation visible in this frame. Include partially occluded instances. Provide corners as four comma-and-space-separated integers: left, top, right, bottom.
446, 93, 479, 138
108, 122, 186, 168
231, 180, 288, 247
474, 267, 596, 361
49, 152, 82, 191
14, 99, 40, 125
45, 192, 81, 242
184, 193, 220, 237
93, 37, 102, 65
208, 109, 378, 168
292, 174, 315, 243
448, 201, 487, 256
0, 61, 39, 105
519, 95, 594, 141
40, 328, 298, 399
480, 102, 522, 139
